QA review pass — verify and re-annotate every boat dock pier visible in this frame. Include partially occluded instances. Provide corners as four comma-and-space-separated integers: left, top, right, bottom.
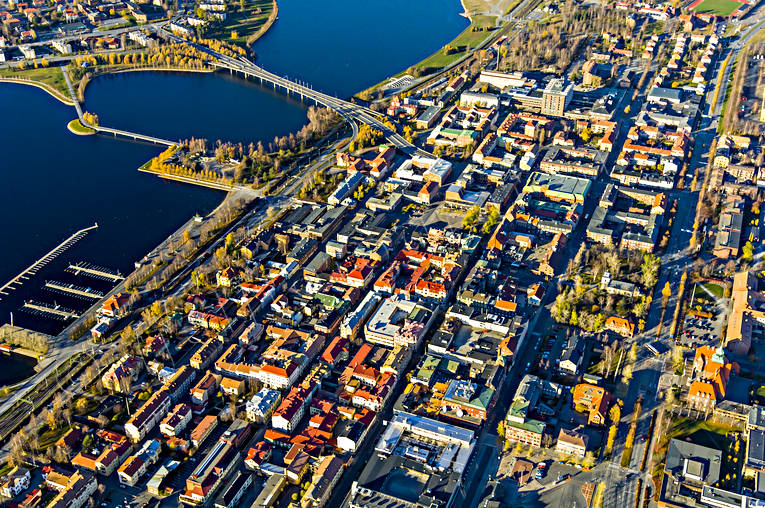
44, 281, 104, 300
21, 301, 80, 320
66, 262, 124, 283
0, 224, 98, 300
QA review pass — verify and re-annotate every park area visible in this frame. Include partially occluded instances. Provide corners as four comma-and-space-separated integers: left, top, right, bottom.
690, 0, 746, 17
206, 0, 275, 46
0, 65, 69, 97
405, 15, 497, 76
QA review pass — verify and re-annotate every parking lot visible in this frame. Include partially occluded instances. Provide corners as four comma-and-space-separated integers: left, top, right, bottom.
678, 281, 728, 348
737, 51, 765, 124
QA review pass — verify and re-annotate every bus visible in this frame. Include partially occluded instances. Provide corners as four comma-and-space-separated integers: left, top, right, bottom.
645, 343, 662, 356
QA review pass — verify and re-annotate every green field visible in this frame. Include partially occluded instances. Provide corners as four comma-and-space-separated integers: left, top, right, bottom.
205, 0, 274, 46
406, 15, 497, 75
701, 282, 725, 298
0, 65, 69, 97
692, 0, 743, 17
67, 119, 95, 135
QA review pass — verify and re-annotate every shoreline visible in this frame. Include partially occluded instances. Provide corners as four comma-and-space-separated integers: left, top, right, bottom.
459, 0, 474, 22
355, 0, 496, 97
0, 76, 75, 106
138, 165, 236, 192
78, 65, 217, 102
247, 0, 279, 46
67, 119, 95, 136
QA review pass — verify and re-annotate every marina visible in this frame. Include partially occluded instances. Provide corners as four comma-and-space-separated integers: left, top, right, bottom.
21, 300, 81, 321
66, 262, 125, 282
43, 281, 105, 300
0, 224, 98, 300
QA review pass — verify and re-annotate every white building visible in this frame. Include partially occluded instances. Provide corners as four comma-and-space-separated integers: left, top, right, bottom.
0, 468, 30, 498
245, 388, 281, 423
19, 45, 35, 59
555, 428, 588, 458
52, 40, 73, 54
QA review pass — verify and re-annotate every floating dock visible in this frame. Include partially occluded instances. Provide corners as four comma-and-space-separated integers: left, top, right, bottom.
0, 224, 98, 300
44, 281, 104, 300
66, 262, 124, 282
21, 300, 80, 320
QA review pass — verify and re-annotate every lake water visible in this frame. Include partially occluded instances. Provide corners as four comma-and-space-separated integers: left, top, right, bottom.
0, 353, 38, 386
0, 82, 226, 335
252, 0, 469, 96
0, 0, 467, 342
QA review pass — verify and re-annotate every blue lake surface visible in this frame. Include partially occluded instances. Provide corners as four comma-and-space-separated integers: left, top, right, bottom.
0, 0, 466, 337
252, 0, 469, 96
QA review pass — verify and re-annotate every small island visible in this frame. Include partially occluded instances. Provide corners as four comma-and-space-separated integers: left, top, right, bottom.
66, 119, 95, 136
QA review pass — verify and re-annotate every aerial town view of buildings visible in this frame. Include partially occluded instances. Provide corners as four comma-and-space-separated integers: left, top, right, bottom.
4, 0, 765, 504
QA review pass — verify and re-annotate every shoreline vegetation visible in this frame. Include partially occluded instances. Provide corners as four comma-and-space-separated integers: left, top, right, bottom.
357, 12, 503, 99
76, 65, 217, 102
246, 0, 278, 46
206, 0, 276, 48
137, 106, 344, 194
357, 0, 526, 99
0, 0, 504, 113
0, 0, 273, 104
67, 119, 95, 136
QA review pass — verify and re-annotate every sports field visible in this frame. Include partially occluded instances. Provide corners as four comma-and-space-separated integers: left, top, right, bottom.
690, 0, 745, 17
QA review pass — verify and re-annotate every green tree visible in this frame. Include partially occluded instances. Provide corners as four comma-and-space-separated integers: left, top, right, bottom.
82, 433, 94, 451
742, 241, 754, 262
640, 253, 661, 289
482, 207, 500, 235
462, 205, 480, 229
225, 232, 235, 253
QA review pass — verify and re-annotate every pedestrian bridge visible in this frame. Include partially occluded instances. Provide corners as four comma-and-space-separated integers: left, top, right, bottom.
63, 69, 175, 146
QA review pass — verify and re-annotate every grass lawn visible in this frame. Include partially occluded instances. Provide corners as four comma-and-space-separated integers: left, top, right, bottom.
745, 20, 765, 46
408, 16, 497, 75
0, 65, 69, 97
205, 0, 274, 46
68, 119, 95, 135
96, 19, 136, 31
702, 282, 725, 299
463, 0, 520, 15
38, 424, 71, 450
0, 462, 14, 477
662, 416, 739, 451
645, 22, 665, 36
692, 0, 743, 17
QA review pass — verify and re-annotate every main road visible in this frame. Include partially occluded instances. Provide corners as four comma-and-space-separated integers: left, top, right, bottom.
158, 28, 433, 158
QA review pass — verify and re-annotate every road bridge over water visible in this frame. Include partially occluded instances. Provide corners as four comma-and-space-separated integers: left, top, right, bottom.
155, 29, 432, 158
211, 56, 431, 157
